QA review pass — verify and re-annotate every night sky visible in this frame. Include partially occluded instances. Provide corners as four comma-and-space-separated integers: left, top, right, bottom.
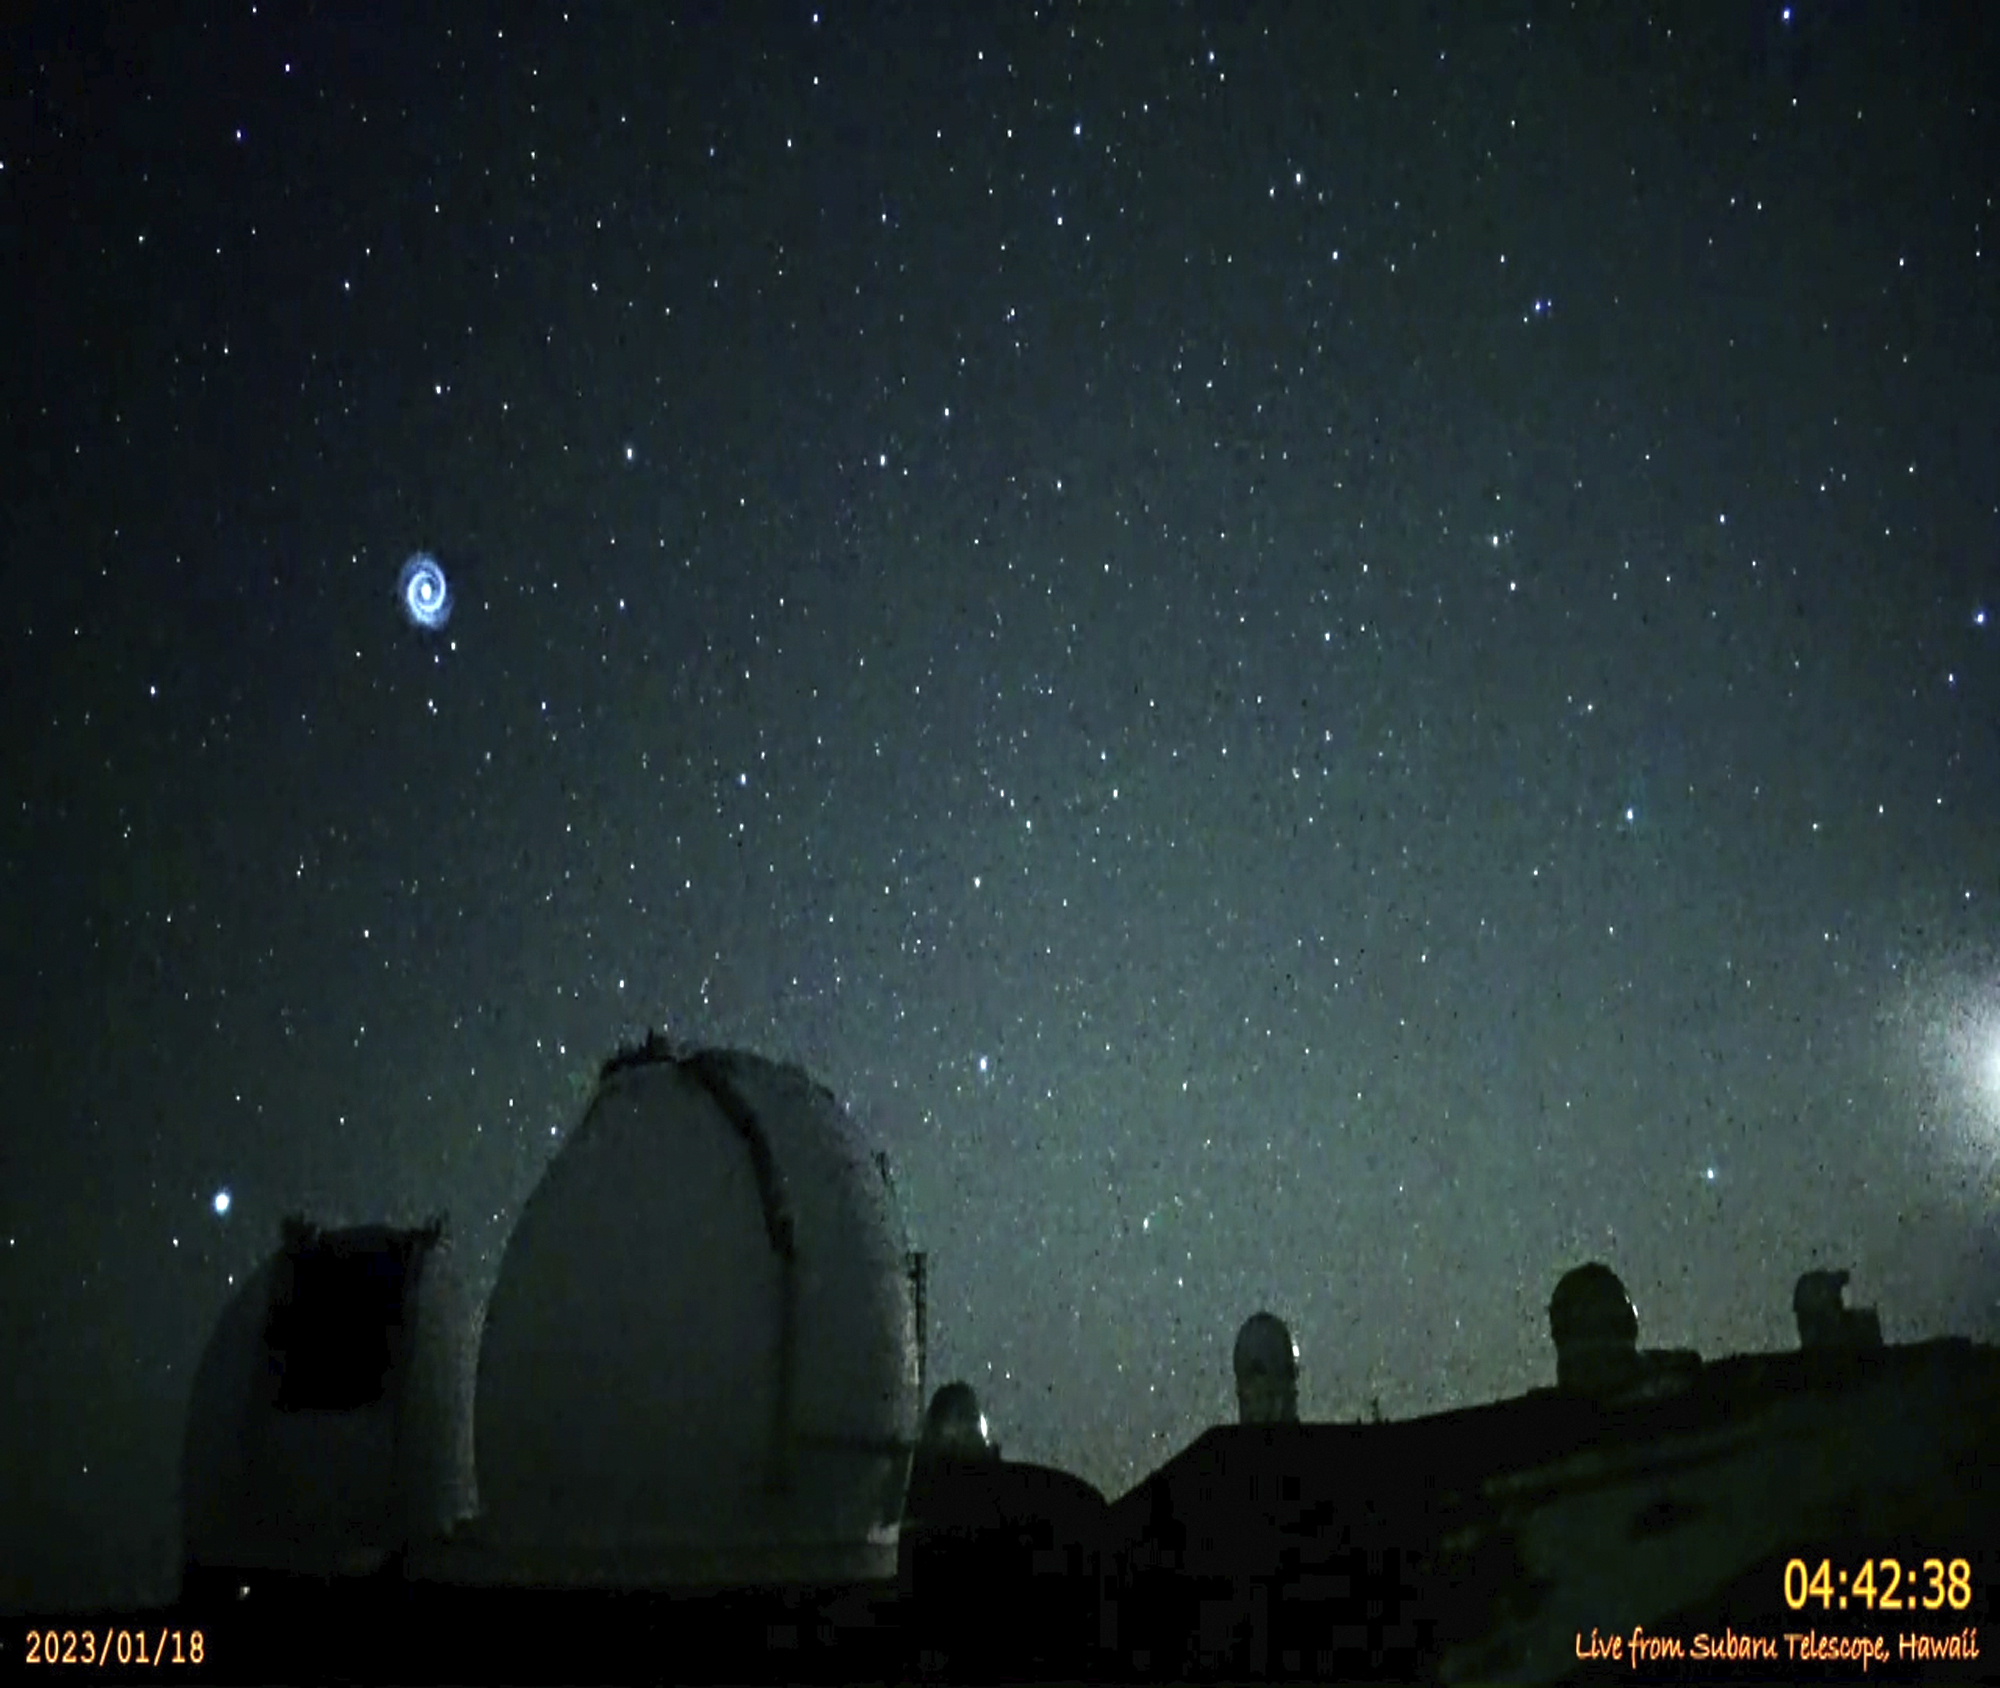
6, 2, 1999, 1612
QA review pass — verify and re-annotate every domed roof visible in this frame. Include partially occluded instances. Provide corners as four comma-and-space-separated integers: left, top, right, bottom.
1231, 1310, 1300, 1425
1548, 1262, 1638, 1348
1232, 1311, 1298, 1382
468, 1039, 921, 1588
920, 1381, 994, 1459
180, 1216, 474, 1589
1793, 1267, 1851, 1317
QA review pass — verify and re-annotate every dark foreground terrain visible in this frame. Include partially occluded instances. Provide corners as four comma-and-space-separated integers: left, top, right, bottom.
19, 1335, 1998, 1685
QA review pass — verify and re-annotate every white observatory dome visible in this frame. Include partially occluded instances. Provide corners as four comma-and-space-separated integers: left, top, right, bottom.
179, 1217, 476, 1594
463, 1038, 921, 1589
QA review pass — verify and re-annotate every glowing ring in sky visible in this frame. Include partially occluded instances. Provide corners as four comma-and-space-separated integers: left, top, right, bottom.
398, 552, 453, 631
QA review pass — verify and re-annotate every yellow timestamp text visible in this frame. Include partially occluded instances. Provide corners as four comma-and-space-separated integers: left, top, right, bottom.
23, 1626, 206, 1667
1785, 1557, 1972, 1613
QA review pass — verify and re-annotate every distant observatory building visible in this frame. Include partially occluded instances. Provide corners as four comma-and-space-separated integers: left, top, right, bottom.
1547, 1261, 1702, 1401
181, 1037, 926, 1601
460, 1036, 923, 1589
1548, 1262, 1641, 1394
1232, 1311, 1299, 1425
918, 1381, 998, 1461
1794, 1268, 1883, 1351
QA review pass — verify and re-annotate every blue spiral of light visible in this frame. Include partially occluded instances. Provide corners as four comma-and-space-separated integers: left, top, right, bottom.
397, 552, 453, 631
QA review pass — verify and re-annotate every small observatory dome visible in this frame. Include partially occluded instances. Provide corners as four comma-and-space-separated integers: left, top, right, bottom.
1794, 1267, 1883, 1351
1548, 1262, 1640, 1393
179, 1216, 475, 1595
1232, 1310, 1300, 1425
918, 1381, 996, 1461
469, 1036, 922, 1589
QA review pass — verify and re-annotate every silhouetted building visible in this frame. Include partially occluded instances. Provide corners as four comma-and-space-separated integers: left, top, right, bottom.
901, 1384, 1109, 1680
1232, 1311, 1299, 1425
919, 1381, 999, 1462
1105, 1271, 1998, 1683
1794, 1267, 1883, 1350
1547, 1261, 1700, 1401
1547, 1262, 1638, 1393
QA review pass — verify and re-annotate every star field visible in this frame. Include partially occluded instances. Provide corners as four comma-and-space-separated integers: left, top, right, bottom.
3, 2, 1997, 1610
